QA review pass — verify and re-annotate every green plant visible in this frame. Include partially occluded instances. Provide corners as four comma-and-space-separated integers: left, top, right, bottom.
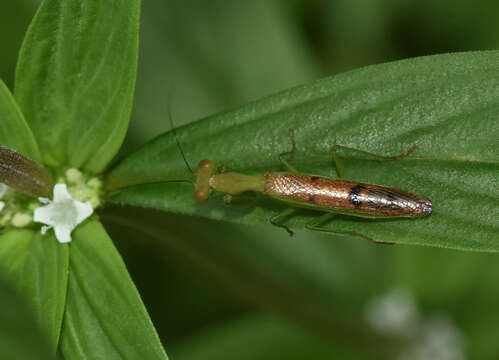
0, 0, 166, 358
0, 0, 497, 358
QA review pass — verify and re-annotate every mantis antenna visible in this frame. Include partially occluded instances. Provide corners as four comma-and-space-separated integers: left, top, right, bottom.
166, 95, 194, 176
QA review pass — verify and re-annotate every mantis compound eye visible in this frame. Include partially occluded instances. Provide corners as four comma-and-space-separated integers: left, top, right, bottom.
194, 159, 214, 203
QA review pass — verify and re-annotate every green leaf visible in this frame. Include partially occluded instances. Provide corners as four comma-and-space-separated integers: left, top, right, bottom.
0, 79, 40, 161
59, 219, 167, 359
23, 232, 69, 351
0, 229, 33, 276
14, 0, 141, 173
0, 229, 69, 352
108, 51, 499, 252
0, 273, 54, 360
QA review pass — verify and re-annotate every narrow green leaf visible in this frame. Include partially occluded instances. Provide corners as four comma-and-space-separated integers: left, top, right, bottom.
22, 233, 69, 351
0, 229, 69, 352
0, 229, 33, 276
15, 0, 141, 172
59, 219, 167, 359
0, 274, 54, 360
108, 51, 499, 252
0, 79, 40, 161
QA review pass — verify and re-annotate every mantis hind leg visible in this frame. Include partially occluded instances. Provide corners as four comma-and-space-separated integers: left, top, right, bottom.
278, 129, 299, 173
330, 144, 418, 179
270, 208, 297, 236
305, 212, 394, 245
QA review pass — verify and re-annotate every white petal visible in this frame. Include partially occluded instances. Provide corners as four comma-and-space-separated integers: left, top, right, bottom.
54, 226, 72, 243
41, 225, 51, 235
53, 184, 73, 202
38, 197, 51, 204
75, 201, 93, 223
34, 203, 56, 226
0, 201, 4, 212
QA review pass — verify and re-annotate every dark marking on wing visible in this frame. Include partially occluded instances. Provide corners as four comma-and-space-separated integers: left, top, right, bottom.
349, 185, 365, 206
386, 192, 396, 200
366, 189, 404, 210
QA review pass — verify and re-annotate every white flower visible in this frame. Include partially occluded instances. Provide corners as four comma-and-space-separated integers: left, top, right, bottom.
366, 286, 467, 360
365, 286, 419, 337
34, 184, 93, 243
399, 314, 466, 360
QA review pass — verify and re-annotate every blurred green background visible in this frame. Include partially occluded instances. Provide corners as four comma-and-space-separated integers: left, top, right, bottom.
1, 1, 498, 359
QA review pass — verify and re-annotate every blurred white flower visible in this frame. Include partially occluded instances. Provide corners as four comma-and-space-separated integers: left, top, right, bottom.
34, 183, 93, 243
366, 286, 467, 360
365, 286, 419, 337
399, 314, 466, 360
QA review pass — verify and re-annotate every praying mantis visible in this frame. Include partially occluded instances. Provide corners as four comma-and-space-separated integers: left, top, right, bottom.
188, 130, 432, 243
